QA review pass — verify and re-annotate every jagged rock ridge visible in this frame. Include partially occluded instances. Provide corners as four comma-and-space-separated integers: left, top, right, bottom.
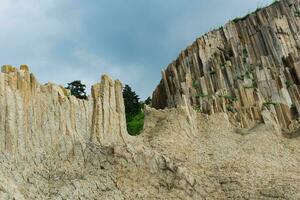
0, 65, 129, 157
152, 0, 300, 131
1, 1, 300, 198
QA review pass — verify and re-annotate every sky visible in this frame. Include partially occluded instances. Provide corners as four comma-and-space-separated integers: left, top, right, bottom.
0, 0, 273, 99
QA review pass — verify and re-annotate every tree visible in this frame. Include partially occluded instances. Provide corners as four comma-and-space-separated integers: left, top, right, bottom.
122, 84, 144, 135
144, 97, 152, 105
123, 84, 141, 120
66, 80, 87, 100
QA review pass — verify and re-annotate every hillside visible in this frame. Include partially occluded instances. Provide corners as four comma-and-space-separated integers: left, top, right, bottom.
152, 0, 300, 132
0, 0, 300, 199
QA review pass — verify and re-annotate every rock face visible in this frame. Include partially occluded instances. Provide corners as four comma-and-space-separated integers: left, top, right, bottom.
0, 65, 129, 157
152, 0, 300, 130
2, 0, 300, 199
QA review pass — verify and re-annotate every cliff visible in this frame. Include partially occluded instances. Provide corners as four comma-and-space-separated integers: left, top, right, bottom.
0, 65, 130, 157
152, 0, 300, 131
1, 0, 300, 199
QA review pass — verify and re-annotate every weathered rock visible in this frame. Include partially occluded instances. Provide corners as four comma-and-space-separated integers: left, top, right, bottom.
0, 65, 129, 157
1, 1, 300, 199
152, 0, 300, 131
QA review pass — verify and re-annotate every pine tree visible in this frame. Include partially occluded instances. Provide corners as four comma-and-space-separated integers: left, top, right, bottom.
122, 84, 141, 120
66, 80, 88, 100
122, 84, 144, 135
144, 97, 152, 105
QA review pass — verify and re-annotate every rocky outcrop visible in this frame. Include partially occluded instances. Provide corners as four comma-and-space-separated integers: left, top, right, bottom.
0, 65, 129, 158
152, 0, 300, 130
2, 1, 300, 198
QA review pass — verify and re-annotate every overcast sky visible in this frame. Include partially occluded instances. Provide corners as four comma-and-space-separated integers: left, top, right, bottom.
0, 0, 273, 99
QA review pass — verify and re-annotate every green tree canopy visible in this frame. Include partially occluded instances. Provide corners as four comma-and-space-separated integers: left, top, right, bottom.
66, 80, 88, 100
122, 84, 144, 135
123, 84, 142, 120
144, 97, 152, 105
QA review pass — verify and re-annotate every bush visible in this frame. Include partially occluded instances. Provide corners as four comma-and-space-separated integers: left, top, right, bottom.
263, 101, 278, 109
127, 112, 145, 136
123, 84, 145, 136
226, 105, 237, 113
65, 80, 87, 100
285, 80, 294, 88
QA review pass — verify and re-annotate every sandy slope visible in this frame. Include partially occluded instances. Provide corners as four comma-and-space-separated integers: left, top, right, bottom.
0, 106, 299, 199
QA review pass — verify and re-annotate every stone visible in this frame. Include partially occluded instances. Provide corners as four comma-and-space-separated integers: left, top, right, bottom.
152, 0, 300, 132
0, 1, 300, 199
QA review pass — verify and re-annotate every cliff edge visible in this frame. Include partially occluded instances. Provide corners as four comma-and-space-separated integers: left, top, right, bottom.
152, 0, 300, 132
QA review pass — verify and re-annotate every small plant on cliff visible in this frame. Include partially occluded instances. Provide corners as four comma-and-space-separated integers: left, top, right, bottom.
263, 100, 278, 109
285, 80, 294, 88
222, 95, 238, 103
65, 80, 87, 100
192, 80, 200, 89
196, 92, 209, 98
295, 10, 300, 17
123, 85, 144, 136
226, 105, 237, 113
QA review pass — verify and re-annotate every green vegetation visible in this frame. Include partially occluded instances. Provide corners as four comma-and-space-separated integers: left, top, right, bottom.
236, 70, 253, 81
232, 1, 277, 23
65, 80, 87, 100
220, 63, 225, 69
255, 6, 263, 12
232, 16, 243, 23
236, 75, 244, 81
193, 106, 202, 112
221, 95, 238, 103
295, 10, 300, 17
192, 80, 200, 89
263, 100, 278, 109
291, 103, 296, 109
123, 84, 144, 136
244, 81, 257, 89
285, 80, 294, 88
243, 48, 248, 57
209, 70, 216, 75
126, 112, 145, 136
144, 97, 152, 105
196, 92, 210, 98
245, 71, 251, 79
242, 49, 248, 63
226, 105, 237, 113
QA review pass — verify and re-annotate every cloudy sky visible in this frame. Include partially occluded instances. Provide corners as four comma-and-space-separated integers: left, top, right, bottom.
1, 0, 273, 99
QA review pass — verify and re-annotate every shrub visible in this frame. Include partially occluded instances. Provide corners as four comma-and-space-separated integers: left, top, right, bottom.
226, 105, 237, 113
209, 70, 216, 75
192, 80, 199, 89
285, 80, 294, 88
127, 112, 145, 136
222, 95, 238, 103
123, 84, 144, 136
65, 80, 87, 100
196, 92, 209, 98
263, 101, 278, 109
220, 63, 225, 69
123, 84, 142, 120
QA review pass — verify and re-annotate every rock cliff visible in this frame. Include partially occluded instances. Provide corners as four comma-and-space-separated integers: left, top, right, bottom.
1, 0, 300, 199
0, 65, 129, 157
152, 0, 300, 131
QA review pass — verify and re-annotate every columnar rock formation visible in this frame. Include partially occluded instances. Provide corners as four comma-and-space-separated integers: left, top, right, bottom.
0, 65, 129, 157
152, 0, 300, 130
